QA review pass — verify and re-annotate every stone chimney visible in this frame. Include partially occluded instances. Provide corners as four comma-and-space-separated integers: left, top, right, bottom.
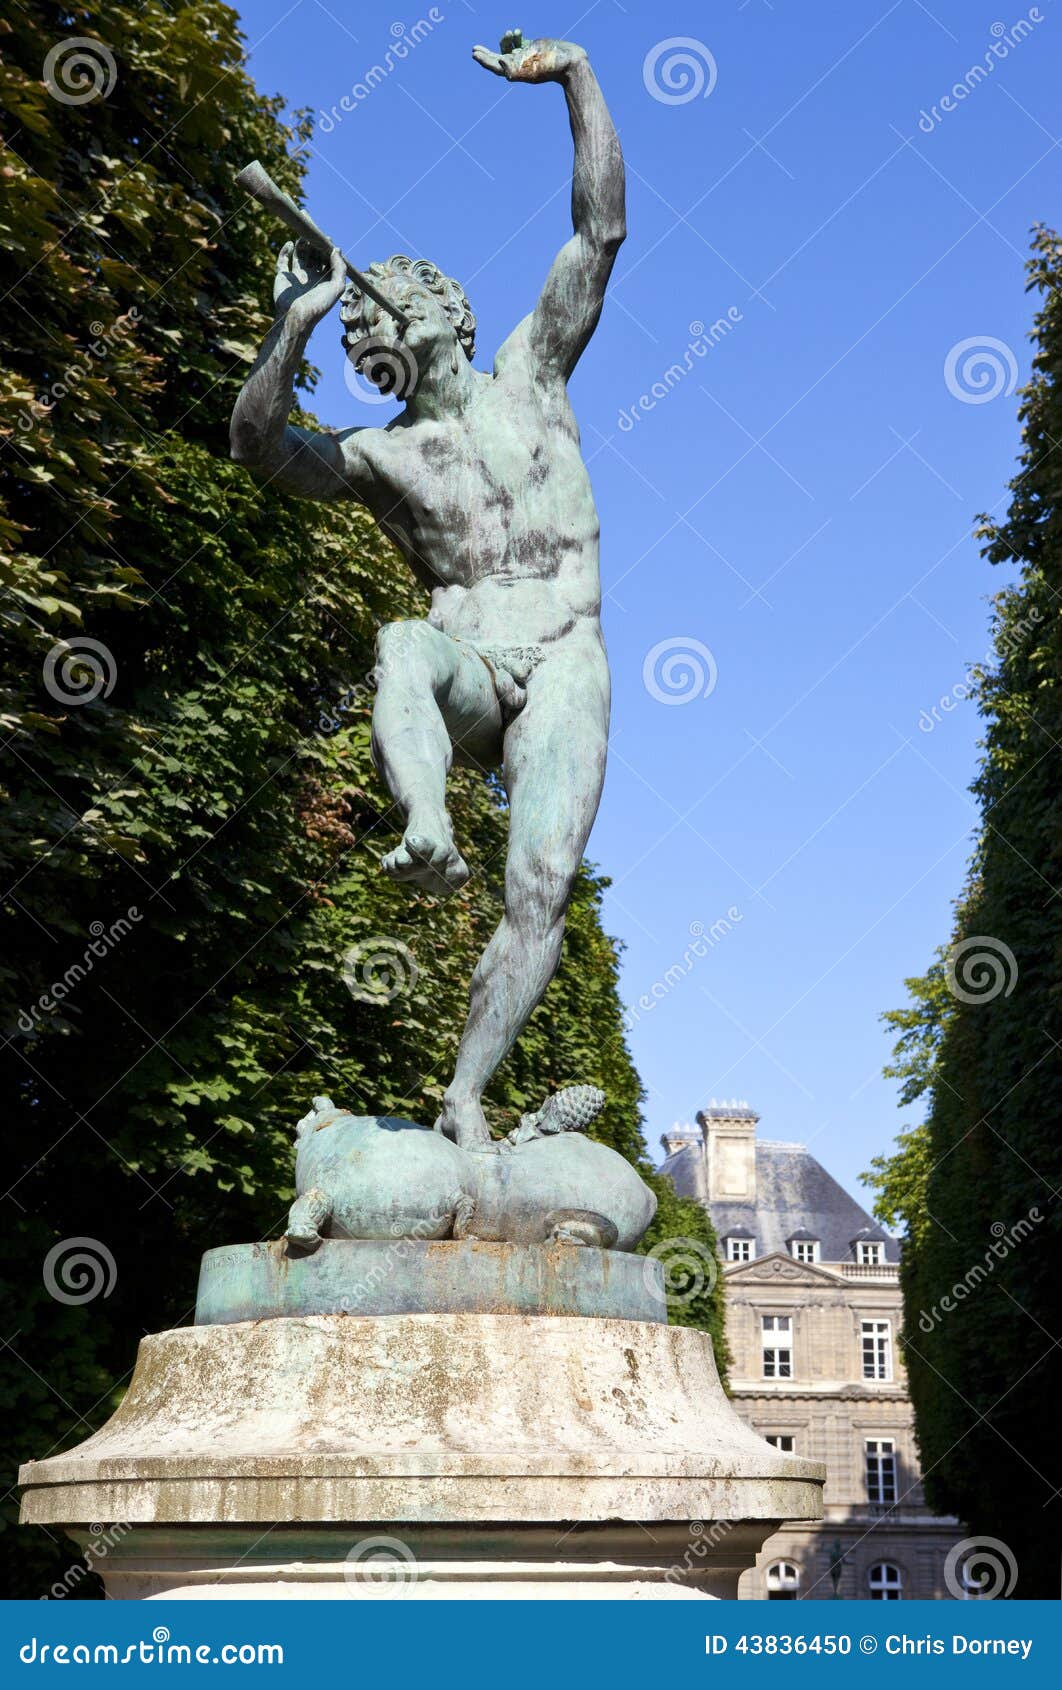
659, 1121, 700, 1158
696, 1099, 760, 1204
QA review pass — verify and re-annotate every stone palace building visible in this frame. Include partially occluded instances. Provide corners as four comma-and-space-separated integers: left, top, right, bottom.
661, 1102, 966, 1600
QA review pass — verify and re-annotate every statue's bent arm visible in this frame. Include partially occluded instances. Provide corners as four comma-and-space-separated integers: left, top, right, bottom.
230, 241, 375, 502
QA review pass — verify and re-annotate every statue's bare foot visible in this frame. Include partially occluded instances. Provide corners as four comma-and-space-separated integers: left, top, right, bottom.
435, 1090, 493, 1149
383, 820, 469, 896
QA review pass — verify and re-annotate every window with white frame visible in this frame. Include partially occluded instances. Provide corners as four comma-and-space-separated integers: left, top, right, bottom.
764, 1434, 795, 1452
725, 1236, 753, 1262
861, 1319, 893, 1380
766, 1560, 800, 1599
857, 1240, 884, 1265
761, 1315, 793, 1379
865, 1438, 897, 1504
868, 1561, 903, 1599
791, 1238, 819, 1263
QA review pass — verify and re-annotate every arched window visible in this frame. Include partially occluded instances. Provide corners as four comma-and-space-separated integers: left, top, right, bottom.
868, 1561, 903, 1599
766, 1560, 800, 1600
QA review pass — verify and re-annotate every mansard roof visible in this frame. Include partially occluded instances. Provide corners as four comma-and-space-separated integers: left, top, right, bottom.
659, 1135, 901, 1265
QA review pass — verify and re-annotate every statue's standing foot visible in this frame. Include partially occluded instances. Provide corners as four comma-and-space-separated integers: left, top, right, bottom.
435, 1090, 494, 1150
383, 818, 469, 896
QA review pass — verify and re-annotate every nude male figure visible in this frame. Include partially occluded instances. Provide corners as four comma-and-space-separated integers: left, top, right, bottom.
230, 35, 625, 1149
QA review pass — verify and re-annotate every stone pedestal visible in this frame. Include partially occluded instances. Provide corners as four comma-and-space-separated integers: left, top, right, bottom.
20, 1309, 823, 1598
195, 1237, 665, 1324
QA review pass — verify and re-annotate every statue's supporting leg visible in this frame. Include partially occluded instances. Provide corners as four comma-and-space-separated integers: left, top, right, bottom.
371, 620, 500, 896
437, 638, 610, 1148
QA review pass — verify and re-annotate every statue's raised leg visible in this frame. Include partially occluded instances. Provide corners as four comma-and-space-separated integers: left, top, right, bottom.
371, 619, 502, 896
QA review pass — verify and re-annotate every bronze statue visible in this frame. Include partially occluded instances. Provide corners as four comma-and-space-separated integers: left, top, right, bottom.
231, 35, 625, 1149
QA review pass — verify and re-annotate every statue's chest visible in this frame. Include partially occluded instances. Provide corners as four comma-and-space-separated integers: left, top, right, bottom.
470, 405, 543, 494
406, 410, 547, 528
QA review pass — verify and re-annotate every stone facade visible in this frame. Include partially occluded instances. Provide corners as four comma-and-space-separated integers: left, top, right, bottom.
661, 1105, 967, 1601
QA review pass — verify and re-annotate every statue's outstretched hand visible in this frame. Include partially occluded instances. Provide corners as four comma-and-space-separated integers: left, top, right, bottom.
272, 239, 346, 329
472, 32, 586, 84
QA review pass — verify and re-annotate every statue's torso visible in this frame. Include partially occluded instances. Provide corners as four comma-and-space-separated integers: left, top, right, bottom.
360, 361, 602, 649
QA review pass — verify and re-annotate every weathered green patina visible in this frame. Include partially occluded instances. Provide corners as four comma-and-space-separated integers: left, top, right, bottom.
279, 1096, 656, 1262
195, 1238, 665, 1325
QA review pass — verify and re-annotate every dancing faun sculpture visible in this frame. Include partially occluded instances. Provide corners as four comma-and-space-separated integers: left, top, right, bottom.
230, 34, 625, 1151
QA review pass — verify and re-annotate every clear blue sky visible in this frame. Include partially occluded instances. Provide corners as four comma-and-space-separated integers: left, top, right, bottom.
237, 0, 1059, 1198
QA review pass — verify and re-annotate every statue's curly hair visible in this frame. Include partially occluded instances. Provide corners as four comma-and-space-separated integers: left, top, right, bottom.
339, 255, 476, 362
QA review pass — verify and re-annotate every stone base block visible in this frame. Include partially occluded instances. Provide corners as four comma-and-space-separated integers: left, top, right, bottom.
64, 1523, 783, 1600
20, 1312, 824, 1599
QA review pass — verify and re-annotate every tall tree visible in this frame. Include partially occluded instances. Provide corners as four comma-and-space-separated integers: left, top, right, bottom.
0, 2, 723, 1597
865, 226, 1062, 1598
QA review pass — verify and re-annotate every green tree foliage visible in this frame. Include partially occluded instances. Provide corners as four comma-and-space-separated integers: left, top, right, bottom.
861, 954, 950, 1254
0, 2, 724, 1597
864, 227, 1062, 1597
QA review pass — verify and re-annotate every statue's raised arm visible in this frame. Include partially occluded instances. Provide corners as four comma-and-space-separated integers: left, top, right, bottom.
474, 33, 626, 379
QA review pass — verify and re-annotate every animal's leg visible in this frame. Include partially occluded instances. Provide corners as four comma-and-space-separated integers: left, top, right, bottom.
285, 1186, 332, 1252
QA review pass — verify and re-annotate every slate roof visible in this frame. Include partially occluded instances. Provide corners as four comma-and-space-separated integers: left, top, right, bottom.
659, 1135, 901, 1265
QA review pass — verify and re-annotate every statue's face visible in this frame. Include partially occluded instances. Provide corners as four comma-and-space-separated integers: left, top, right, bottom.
357, 272, 459, 383
342, 255, 475, 400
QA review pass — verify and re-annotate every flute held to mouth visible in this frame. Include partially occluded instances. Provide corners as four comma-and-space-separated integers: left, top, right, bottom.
235, 159, 410, 331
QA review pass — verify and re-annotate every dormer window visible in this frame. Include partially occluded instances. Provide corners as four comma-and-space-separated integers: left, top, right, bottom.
787, 1230, 819, 1264
724, 1234, 754, 1263
850, 1229, 888, 1266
